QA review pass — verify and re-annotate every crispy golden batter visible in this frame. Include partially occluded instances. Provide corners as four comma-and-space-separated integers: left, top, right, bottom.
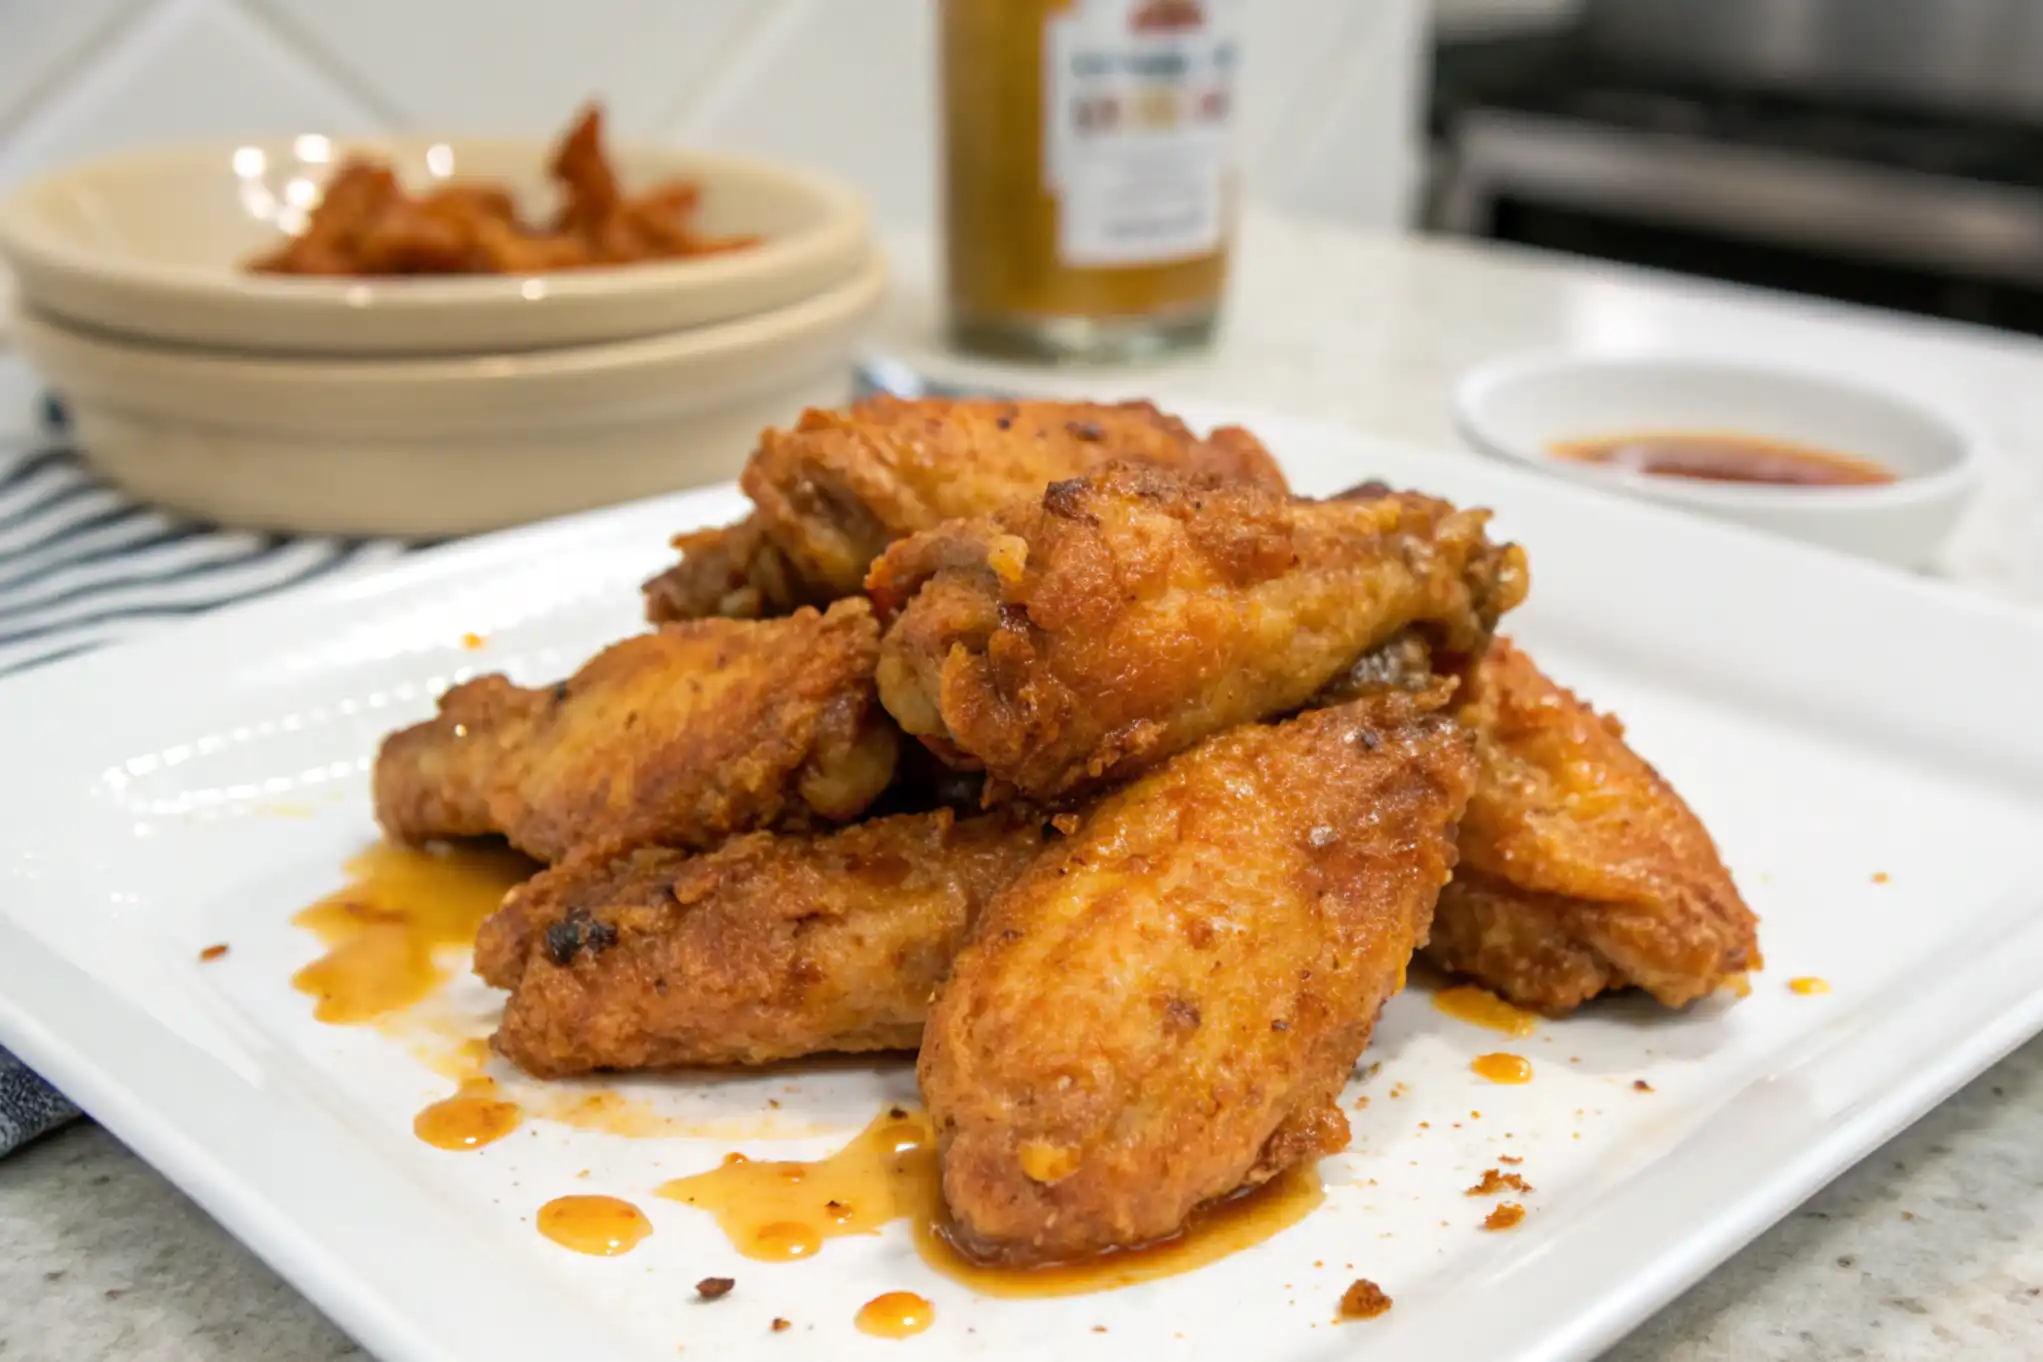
869, 464, 1527, 802
919, 696, 1476, 1265
1423, 639, 1760, 1011
641, 518, 808, 623
642, 397, 1287, 621
475, 809, 1046, 1074
373, 600, 897, 862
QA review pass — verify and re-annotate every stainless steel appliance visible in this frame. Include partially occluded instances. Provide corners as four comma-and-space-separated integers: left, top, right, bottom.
1429, 11, 2043, 334
1582, 0, 2043, 121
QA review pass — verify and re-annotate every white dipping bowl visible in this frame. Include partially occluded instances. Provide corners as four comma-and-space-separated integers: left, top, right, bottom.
1454, 353, 1980, 568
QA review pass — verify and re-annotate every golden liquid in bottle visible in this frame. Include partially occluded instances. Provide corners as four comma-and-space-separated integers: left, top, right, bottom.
942, 0, 1234, 363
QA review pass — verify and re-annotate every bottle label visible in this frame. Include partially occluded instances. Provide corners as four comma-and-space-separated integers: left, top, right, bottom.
1044, 0, 1239, 268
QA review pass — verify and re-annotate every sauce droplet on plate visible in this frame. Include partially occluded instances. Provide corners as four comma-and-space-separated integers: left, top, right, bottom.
855, 1291, 935, 1338
661, 1106, 1325, 1295
1789, 976, 1831, 995
1550, 432, 1895, 487
414, 1077, 522, 1151
291, 841, 534, 1024
1470, 1052, 1533, 1084
537, 1195, 652, 1256
1433, 986, 1539, 1037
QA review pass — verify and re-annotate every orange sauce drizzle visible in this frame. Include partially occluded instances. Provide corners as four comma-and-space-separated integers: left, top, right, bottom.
658, 1108, 938, 1261
1789, 976, 1831, 995
855, 1291, 935, 1338
918, 1165, 1324, 1298
660, 1106, 1326, 1296
414, 1076, 522, 1151
537, 1195, 652, 1256
1433, 986, 1539, 1037
291, 841, 533, 1024
1470, 1052, 1533, 1084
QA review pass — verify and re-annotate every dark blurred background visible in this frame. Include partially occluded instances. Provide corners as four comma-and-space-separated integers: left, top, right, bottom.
1426, 0, 2043, 336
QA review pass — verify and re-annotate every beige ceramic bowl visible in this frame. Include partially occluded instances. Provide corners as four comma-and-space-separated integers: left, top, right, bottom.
0, 135, 870, 355
14, 252, 886, 537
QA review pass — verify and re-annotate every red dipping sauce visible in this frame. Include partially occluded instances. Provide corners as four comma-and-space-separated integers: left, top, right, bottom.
1551, 432, 1895, 488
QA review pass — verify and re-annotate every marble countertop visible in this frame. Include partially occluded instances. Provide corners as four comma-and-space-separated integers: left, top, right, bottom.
6, 215, 2043, 1360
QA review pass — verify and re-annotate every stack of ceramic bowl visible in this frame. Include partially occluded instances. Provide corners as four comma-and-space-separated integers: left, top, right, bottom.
0, 136, 883, 536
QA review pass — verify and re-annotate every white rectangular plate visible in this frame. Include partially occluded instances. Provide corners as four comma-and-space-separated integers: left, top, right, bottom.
4, 404, 2042, 1362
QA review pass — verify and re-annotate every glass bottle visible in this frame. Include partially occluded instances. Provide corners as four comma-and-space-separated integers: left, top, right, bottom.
941, 0, 1240, 363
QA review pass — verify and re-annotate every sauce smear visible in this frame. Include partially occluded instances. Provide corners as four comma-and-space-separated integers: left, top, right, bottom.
291, 841, 534, 1024
856, 1291, 935, 1339
1470, 1052, 1533, 1084
1551, 432, 1894, 487
918, 1165, 1324, 1298
1433, 986, 1539, 1037
658, 1108, 938, 1261
414, 1076, 522, 1151
661, 1106, 1326, 1296
537, 1195, 652, 1256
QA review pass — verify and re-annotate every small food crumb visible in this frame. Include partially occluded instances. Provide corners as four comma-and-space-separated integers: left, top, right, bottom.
1466, 1169, 1533, 1197
1389, 1082, 1408, 1099
1337, 1278, 1392, 1321
574, 1168, 590, 1179
1483, 1203, 1526, 1231
460, 632, 486, 650
1498, 1154, 1523, 1165
1092, 1326, 1108, 1333
1901, 1211, 1916, 1221
1872, 871, 1890, 884
1633, 1080, 1654, 1093
1789, 976, 1831, 995
198, 943, 229, 962
695, 1277, 734, 1300
770, 1318, 791, 1332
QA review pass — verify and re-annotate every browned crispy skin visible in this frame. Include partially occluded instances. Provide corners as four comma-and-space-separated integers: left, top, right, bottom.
475, 809, 1046, 1075
373, 600, 898, 862
869, 464, 1527, 802
641, 518, 808, 623
1423, 639, 1760, 1012
642, 397, 1288, 622
919, 696, 1477, 1265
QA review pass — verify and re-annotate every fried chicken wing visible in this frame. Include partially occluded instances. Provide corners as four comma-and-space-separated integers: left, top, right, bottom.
642, 518, 809, 623
475, 808, 1047, 1075
868, 464, 1527, 802
1423, 639, 1760, 1012
373, 600, 897, 862
641, 397, 1287, 622
918, 695, 1476, 1265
